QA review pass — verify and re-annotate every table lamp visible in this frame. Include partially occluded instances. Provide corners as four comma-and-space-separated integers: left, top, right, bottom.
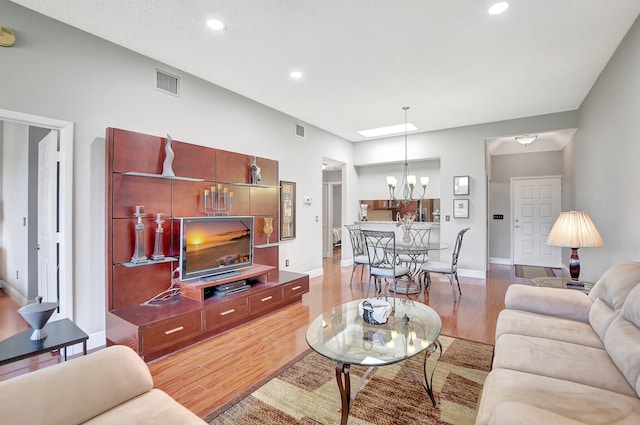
546, 211, 603, 281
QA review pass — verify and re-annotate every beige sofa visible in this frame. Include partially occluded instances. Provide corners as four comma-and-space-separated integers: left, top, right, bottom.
476, 262, 640, 425
0, 345, 206, 425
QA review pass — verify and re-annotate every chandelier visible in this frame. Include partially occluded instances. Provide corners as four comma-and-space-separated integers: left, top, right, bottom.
386, 107, 429, 206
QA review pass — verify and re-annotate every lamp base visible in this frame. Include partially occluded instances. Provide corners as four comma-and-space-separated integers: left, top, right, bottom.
569, 247, 581, 281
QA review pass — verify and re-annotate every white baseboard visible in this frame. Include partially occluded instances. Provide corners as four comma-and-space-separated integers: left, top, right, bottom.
0, 280, 28, 305
340, 259, 354, 268
305, 268, 324, 278
489, 257, 512, 265
457, 269, 486, 279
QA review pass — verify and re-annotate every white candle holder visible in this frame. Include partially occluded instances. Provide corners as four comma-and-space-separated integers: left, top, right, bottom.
131, 206, 148, 263
151, 213, 165, 260
204, 185, 233, 216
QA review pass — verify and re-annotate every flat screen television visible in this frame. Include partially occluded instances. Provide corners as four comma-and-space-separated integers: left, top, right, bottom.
179, 216, 254, 282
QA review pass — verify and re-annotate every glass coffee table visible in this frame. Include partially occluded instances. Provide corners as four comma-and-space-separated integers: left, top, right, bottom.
306, 298, 442, 425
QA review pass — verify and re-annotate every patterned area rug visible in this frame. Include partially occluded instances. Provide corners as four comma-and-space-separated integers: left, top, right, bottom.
210, 336, 493, 425
514, 265, 557, 279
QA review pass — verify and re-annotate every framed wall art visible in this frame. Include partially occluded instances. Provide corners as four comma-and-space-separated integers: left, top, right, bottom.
280, 180, 296, 240
453, 175, 470, 196
453, 199, 469, 219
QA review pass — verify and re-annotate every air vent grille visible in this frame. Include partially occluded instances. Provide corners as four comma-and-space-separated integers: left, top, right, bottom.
155, 69, 179, 96
295, 123, 305, 138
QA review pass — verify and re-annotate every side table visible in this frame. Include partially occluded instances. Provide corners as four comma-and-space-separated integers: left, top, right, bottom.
530, 277, 594, 294
0, 318, 88, 366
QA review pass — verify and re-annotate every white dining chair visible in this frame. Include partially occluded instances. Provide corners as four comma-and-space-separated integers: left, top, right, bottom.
361, 229, 411, 310
420, 227, 470, 302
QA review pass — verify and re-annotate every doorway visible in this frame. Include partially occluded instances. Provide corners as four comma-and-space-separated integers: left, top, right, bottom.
512, 176, 562, 267
0, 109, 74, 320
322, 159, 344, 258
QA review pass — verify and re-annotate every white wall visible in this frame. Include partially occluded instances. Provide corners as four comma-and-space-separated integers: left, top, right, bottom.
575, 14, 640, 281
356, 159, 441, 200
1, 122, 29, 300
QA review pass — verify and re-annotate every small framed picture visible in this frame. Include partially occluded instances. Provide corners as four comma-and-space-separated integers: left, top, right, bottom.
453, 199, 469, 219
454, 175, 469, 196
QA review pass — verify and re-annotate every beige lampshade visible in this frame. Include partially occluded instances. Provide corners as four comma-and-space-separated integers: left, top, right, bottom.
546, 211, 604, 248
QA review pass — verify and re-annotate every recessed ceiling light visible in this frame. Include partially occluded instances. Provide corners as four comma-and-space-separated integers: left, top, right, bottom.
488, 2, 509, 15
206, 19, 225, 31
358, 123, 418, 138
290, 71, 303, 79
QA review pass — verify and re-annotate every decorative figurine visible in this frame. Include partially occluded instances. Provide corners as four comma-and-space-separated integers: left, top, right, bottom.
250, 156, 262, 185
360, 203, 368, 221
162, 134, 175, 177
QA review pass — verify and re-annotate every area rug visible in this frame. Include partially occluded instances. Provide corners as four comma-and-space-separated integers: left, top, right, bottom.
209, 335, 493, 425
514, 264, 557, 279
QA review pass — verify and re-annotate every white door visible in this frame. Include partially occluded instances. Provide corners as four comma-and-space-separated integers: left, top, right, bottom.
512, 177, 562, 267
38, 130, 62, 319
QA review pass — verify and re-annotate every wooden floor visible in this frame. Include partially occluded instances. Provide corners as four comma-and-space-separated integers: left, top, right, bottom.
0, 255, 534, 421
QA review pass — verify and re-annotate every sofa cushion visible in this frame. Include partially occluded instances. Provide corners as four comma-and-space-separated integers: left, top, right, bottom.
493, 333, 635, 396
488, 402, 587, 425
504, 284, 592, 322
589, 297, 618, 343
0, 345, 154, 425
604, 284, 640, 396
475, 368, 640, 425
82, 389, 205, 424
588, 262, 640, 309
496, 309, 603, 348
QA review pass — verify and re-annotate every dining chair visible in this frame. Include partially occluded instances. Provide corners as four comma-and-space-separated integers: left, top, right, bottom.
420, 227, 470, 302
345, 224, 369, 287
361, 229, 411, 310
397, 223, 432, 272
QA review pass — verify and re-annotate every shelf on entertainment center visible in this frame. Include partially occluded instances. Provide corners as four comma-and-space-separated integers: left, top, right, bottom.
177, 264, 277, 302
228, 182, 281, 189
122, 257, 177, 267
122, 171, 204, 182
255, 243, 280, 248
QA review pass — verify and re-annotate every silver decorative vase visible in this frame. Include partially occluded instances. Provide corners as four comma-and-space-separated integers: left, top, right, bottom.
18, 296, 58, 341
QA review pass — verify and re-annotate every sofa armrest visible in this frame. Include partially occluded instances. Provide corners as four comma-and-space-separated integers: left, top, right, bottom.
487, 402, 587, 425
505, 284, 592, 322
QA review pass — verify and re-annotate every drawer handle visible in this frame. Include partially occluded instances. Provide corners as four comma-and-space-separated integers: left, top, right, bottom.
261, 296, 273, 302
220, 308, 236, 316
164, 326, 184, 335
291, 285, 302, 291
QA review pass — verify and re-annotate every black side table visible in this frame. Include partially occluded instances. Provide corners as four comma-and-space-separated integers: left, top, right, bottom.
0, 318, 88, 366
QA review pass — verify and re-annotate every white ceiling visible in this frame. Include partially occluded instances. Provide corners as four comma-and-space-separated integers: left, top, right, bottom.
10, 1, 640, 142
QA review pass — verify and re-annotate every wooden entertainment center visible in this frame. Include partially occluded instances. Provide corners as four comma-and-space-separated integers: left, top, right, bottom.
105, 128, 309, 361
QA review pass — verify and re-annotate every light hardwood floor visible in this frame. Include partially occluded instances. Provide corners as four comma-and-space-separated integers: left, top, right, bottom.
0, 254, 533, 420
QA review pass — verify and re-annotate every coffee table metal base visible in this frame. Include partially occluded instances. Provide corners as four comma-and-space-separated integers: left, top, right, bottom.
334, 339, 442, 425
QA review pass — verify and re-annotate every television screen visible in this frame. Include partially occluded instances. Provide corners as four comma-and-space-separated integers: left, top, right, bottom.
179, 216, 254, 281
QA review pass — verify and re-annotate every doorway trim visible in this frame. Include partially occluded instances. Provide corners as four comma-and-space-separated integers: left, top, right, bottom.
0, 108, 74, 320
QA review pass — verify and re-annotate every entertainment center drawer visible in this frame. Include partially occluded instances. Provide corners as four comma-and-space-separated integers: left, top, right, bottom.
283, 279, 309, 301
141, 311, 202, 353
205, 298, 250, 330
249, 287, 283, 314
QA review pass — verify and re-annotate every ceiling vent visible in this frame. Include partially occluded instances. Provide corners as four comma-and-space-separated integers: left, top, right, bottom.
155, 69, 179, 96
295, 123, 305, 138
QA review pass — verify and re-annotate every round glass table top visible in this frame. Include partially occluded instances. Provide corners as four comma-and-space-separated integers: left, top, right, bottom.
306, 298, 442, 367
